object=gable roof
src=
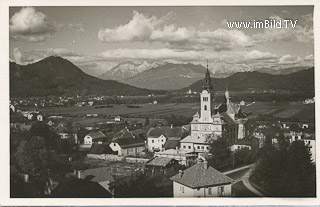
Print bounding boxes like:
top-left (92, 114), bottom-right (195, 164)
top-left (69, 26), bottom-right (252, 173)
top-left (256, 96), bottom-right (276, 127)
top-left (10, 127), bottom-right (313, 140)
top-left (87, 131), bottom-right (106, 140)
top-left (113, 127), bottom-right (135, 141)
top-left (170, 162), bottom-right (233, 188)
top-left (146, 157), bottom-right (176, 167)
top-left (180, 135), bottom-right (207, 144)
top-left (220, 112), bottom-right (238, 124)
top-left (81, 167), bottom-right (115, 183)
top-left (164, 138), bottom-right (181, 150)
top-left (115, 138), bottom-right (145, 149)
top-left (88, 143), bottom-right (114, 155)
top-left (51, 177), bottom-right (112, 198)
top-left (147, 126), bottom-right (184, 139)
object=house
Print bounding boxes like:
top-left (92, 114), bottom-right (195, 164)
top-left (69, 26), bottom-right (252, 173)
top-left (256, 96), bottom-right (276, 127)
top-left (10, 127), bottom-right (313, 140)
top-left (88, 143), bottom-right (115, 155)
top-left (115, 116), bottom-right (121, 122)
top-left (112, 127), bottom-right (135, 141)
top-left (54, 124), bottom-right (70, 139)
top-left (37, 114), bottom-right (43, 122)
top-left (78, 167), bottom-right (115, 196)
top-left (51, 177), bottom-right (112, 198)
top-left (147, 126), bottom-right (186, 152)
top-left (240, 100), bottom-right (245, 106)
top-left (286, 131), bottom-right (316, 162)
top-left (230, 138), bottom-right (252, 152)
top-left (145, 157), bottom-right (180, 177)
top-left (84, 131), bottom-right (106, 145)
top-left (109, 138), bottom-right (145, 156)
top-left (170, 160), bottom-right (233, 197)
top-left (154, 149), bottom-right (197, 166)
top-left (180, 135), bottom-right (210, 153)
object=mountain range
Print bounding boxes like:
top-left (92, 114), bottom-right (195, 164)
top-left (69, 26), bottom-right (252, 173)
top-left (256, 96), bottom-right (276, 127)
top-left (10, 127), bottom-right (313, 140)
top-left (183, 68), bottom-right (314, 92)
top-left (10, 56), bottom-right (314, 97)
top-left (99, 60), bottom-right (312, 90)
top-left (10, 56), bottom-right (162, 98)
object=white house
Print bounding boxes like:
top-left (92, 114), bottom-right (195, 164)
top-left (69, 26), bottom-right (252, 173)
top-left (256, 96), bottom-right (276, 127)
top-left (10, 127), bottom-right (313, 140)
top-left (37, 114), bottom-right (43, 122)
top-left (84, 131), bottom-right (106, 145)
top-left (109, 138), bottom-right (145, 156)
top-left (170, 160), bottom-right (233, 197)
top-left (147, 126), bottom-right (185, 152)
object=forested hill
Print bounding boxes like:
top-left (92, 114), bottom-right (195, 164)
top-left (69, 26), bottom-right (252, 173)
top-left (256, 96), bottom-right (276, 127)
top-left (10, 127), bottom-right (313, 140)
top-left (182, 68), bottom-right (314, 92)
top-left (10, 56), bottom-right (164, 97)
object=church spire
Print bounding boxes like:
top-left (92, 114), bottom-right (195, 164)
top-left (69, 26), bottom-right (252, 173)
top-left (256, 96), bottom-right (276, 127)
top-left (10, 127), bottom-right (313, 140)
top-left (202, 60), bottom-right (213, 93)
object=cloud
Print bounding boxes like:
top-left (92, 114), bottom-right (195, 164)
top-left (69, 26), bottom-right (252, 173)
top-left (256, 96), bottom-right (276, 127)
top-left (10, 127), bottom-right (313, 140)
top-left (253, 13), bottom-right (313, 43)
top-left (65, 23), bottom-right (85, 32)
top-left (279, 55), bottom-right (302, 65)
top-left (10, 7), bottom-right (56, 42)
top-left (282, 10), bottom-right (290, 14)
top-left (98, 10), bottom-right (254, 51)
top-left (304, 54), bottom-right (314, 61)
top-left (244, 50), bottom-right (277, 60)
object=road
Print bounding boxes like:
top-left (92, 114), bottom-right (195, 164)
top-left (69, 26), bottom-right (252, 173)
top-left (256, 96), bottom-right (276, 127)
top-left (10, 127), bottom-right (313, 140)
top-left (223, 165), bottom-right (260, 197)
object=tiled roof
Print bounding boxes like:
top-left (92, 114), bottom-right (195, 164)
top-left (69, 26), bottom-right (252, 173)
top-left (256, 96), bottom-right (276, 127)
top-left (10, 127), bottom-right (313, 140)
top-left (147, 126), bottom-right (184, 139)
top-left (220, 112), bottom-right (237, 124)
top-left (164, 139), bottom-right (180, 150)
top-left (146, 157), bottom-right (175, 167)
top-left (81, 167), bottom-right (115, 183)
top-left (115, 138), bottom-right (145, 149)
top-left (87, 131), bottom-right (106, 140)
top-left (113, 127), bottom-right (135, 140)
top-left (170, 162), bottom-right (233, 188)
top-left (52, 177), bottom-right (112, 198)
top-left (88, 143), bottom-right (114, 155)
top-left (180, 135), bottom-right (207, 144)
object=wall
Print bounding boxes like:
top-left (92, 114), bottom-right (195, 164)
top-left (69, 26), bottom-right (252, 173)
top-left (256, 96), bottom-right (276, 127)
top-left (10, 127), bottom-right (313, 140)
top-left (87, 154), bottom-right (124, 161)
top-left (147, 135), bottom-right (166, 151)
top-left (173, 182), bottom-right (194, 197)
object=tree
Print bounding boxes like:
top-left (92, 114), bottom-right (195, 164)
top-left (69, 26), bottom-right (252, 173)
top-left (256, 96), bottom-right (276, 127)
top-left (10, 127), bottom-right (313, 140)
top-left (15, 136), bottom-right (70, 195)
top-left (250, 140), bottom-right (315, 197)
top-left (206, 135), bottom-right (231, 170)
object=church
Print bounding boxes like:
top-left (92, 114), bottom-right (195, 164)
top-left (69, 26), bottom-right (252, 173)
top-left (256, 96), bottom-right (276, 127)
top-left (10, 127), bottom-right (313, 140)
top-left (180, 64), bottom-right (247, 153)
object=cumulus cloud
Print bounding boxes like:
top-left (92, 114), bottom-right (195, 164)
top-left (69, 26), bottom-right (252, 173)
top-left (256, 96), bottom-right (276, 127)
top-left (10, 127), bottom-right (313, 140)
top-left (10, 7), bottom-right (56, 42)
top-left (98, 10), bottom-right (253, 51)
top-left (253, 13), bottom-right (313, 43)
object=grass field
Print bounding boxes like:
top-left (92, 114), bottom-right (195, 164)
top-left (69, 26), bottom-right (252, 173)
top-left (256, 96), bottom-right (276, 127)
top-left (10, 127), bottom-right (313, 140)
top-left (34, 101), bottom-right (314, 122)
top-left (242, 102), bottom-right (315, 121)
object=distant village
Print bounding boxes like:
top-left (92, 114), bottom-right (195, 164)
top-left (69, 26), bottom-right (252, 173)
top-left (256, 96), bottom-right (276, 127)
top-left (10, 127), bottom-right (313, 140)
top-left (10, 67), bottom-right (316, 198)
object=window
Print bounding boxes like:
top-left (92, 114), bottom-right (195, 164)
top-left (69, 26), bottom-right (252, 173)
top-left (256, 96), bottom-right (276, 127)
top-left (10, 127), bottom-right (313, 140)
top-left (204, 105), bottom-right (207, 110)
top-left (201, 146), bottom-right (204, 150)
top-left (208, 188), bottom-right (212, 195)
top-left (197, 146), bottom-right (200, 149)
top-left (183, 145), bottom-right (186, 148)
top-left (188, 146), bottom-right (191, 149)
top-left (114, 143), bottom-right (116, 146)
top-left (180, 186), bottom-right (184, 193)
top-left (218, 186), bottom-right (224, 196)
top-left (152, 140), bottom-right (154, 143)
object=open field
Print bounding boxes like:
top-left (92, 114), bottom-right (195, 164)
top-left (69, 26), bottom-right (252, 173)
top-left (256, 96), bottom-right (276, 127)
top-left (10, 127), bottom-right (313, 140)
top-left (33, 101), bottom-right (315, 122)
top-left (242, 102), bottom-right (315, 121)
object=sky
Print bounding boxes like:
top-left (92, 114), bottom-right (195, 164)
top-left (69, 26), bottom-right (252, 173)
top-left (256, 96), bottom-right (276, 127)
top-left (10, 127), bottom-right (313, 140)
top-left (9, 6), bottom-right (314, 76)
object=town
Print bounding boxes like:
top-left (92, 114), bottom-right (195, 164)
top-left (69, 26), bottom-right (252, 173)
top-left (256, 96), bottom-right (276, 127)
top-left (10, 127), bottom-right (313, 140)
top-left (10, 66), bottom-right (316, 198)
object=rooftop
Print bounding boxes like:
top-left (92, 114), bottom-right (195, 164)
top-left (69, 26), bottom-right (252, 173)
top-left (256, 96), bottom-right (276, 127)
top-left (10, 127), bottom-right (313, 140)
top-left (170, 162), bottom-right (233, 188)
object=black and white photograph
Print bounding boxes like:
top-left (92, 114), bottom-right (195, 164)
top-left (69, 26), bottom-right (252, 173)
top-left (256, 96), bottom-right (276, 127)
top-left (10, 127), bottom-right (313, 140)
top-left (2, 0), bottom-right (319, 205)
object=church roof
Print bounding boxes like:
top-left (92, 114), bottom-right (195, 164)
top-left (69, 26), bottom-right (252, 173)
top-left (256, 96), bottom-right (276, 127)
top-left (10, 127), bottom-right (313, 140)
top-left (180, 135), bottom-right (207, 144)
top-left (170, 162), bottom-right (233, 188)
top-left (220, 112), bottom-right (238, 124)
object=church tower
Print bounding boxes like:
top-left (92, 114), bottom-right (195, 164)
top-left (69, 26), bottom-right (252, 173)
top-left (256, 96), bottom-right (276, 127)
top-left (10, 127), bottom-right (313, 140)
top-left (200, 61), bottom-right (213, 122)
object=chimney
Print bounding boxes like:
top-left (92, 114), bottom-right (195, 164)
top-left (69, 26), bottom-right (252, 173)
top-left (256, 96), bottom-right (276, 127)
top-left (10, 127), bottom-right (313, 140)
top-left (204, 160), bottom-right (208, 169)
top-left (178, 170), bottom-right (183, 178)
